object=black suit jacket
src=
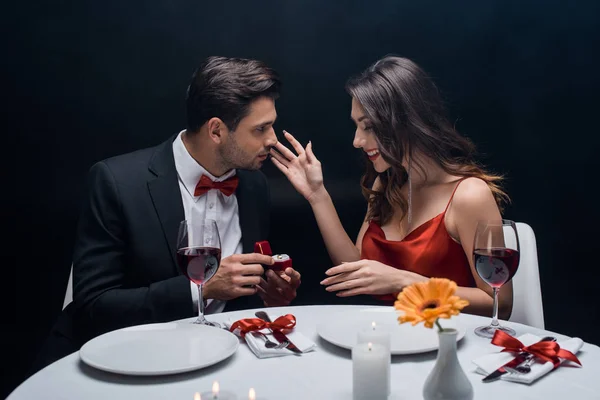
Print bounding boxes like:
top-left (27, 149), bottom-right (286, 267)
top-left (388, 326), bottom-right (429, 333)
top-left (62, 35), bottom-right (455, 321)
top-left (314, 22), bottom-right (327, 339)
top-left (72, 136), bottom-right (270, 341)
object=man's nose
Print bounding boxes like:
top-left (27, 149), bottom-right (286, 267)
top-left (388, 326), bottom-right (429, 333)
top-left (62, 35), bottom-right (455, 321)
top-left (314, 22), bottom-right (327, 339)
top-left (265, 127), bottom-right (278, 147)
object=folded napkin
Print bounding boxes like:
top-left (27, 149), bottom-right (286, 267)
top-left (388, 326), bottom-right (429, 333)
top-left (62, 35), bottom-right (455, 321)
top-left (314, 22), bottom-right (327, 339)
top-left (225, 314), bottom-right (316, 359)
top-left (472, 333), bottom-right (584, 384)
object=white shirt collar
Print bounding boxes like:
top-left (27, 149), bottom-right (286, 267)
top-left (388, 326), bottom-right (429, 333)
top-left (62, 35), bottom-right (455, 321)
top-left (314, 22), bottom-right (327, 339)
top-left (172, 130), bottom-right (237, 198)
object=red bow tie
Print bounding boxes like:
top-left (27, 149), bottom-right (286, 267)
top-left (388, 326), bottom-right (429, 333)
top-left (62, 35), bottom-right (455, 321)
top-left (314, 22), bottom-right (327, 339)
top-left (194, 174), bottom-right (239, 197)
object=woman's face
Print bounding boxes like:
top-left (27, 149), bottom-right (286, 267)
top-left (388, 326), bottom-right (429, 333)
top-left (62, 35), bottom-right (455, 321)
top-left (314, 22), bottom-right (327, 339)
top-left (351, 98), bottom-right (391, 173)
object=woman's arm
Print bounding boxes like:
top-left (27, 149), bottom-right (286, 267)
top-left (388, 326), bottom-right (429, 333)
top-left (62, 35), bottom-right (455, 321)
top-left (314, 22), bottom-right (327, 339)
top-left (446, 177), bottom-right (513, 320)
top-left (309, 175), bottom-right (382, 264)
top-left (306, 188), bottom-right (362, 264)
top-left (270, 131), bottom-right (365, 265)
top-left (322, 253), bottom-right (510, 321)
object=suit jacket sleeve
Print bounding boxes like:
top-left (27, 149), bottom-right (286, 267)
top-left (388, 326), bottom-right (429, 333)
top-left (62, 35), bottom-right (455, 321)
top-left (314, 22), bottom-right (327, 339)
top-left (72, 161), bottom-right (193, 339)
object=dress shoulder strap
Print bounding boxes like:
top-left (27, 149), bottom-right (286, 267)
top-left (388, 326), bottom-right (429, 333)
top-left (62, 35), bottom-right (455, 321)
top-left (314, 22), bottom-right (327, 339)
top-left (444, 178), bottom-right (467, 213)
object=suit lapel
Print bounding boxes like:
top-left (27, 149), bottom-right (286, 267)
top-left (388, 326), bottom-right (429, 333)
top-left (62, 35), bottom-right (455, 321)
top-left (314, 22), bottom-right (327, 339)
top-left (144, 139), bottom-right (264, 311)
top-left (147, 137), bottom-right (184, 275)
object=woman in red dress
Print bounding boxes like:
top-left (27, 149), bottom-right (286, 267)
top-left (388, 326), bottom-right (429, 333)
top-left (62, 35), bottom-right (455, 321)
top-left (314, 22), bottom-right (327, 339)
top-left (270, 56), bottom-right (512, 319)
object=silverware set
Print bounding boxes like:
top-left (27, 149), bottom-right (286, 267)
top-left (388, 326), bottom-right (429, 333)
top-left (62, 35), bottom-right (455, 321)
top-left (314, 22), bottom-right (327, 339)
top-left (505, 337), bottom-right (556, 375)
top-left (254, 311), bottom-right (297, 351)
top-left (482, 336), bottom-right (556, 382)
top-left (222, 312), bottom-right (295, 351)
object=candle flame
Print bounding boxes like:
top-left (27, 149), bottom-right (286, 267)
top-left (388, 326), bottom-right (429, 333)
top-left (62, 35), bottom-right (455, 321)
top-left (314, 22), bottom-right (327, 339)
top-left (371, 321), bottom-right (376, 330)
top-left (249, 388), bottom-right (256, 400)
top-left (194, 393), bottom-right (201, 400)
top-left (368, 342), bottom-right (373, 351)
top-left (212, 381), bottom-right (219, 395)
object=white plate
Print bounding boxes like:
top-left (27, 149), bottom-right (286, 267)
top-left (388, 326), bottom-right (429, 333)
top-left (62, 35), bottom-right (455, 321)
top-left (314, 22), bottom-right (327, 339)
top-left (79, 322), bottom-right (239, 375)
top-left (317, 308), bottom-right (466, 355)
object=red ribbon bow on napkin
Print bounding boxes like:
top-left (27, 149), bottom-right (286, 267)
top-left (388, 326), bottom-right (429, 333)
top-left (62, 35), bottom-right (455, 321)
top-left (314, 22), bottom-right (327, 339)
top-left (229, 314), bottom-right (296, 337)
top-left (491, 330), bottom-right (581, 368)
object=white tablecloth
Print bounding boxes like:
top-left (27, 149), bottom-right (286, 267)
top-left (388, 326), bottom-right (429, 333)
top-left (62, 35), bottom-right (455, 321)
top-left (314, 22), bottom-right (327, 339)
top-left (8, 305), bottom-right (600, 399)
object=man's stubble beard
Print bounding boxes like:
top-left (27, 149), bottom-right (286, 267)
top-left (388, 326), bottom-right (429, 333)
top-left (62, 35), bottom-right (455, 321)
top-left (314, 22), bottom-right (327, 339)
top-left (218, 137), bottom-right (258, 172)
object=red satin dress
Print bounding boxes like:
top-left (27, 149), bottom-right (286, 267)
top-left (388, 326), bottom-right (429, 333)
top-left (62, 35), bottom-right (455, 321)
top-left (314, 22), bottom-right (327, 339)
top-left (361, 179), bottom-right (476, 303)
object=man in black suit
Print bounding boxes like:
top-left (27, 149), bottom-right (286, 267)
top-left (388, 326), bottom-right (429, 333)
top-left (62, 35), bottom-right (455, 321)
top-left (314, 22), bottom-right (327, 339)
top-left (72, 56), bottom-right (302, 342)
top-left (31, 56), bottom-right (301, 371)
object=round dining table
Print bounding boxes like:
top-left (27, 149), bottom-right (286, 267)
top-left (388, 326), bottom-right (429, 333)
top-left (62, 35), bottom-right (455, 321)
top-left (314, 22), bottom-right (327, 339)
top-left (8, 305), bottom-right (600, 399)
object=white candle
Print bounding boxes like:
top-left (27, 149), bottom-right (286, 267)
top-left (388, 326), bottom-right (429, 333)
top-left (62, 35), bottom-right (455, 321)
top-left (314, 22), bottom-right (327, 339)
top-left (199, 381), bottom-right (238, 400)
top-left (357, 322), bottom-right (391, 395)
top-left (352, 342), bottom-right (389, 400)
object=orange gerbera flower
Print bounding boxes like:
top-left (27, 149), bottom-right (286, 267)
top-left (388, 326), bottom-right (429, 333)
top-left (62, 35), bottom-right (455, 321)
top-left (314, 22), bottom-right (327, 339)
top-left (394, 278), bottom-right (469, 329)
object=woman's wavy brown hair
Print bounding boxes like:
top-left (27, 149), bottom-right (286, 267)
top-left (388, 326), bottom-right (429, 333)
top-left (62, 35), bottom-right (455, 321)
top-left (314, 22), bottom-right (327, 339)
top-left (345, 56), bottom-right (508, 226)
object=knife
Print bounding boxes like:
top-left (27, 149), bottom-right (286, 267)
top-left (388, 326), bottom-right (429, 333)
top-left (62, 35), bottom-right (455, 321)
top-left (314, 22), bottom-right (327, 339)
top-left (482, 336), bottom-right (555, 382)
top-left (255, 311), bottom-right (303, 354)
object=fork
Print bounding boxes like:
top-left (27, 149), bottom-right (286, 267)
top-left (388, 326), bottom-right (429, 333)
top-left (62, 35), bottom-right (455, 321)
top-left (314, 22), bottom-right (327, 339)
top-left (255, 332), bottom-right (289, 349)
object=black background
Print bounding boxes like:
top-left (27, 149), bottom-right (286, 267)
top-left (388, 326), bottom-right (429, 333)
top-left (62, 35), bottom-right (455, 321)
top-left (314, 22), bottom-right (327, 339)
top-left (3, 0), bottom-right (600, 396)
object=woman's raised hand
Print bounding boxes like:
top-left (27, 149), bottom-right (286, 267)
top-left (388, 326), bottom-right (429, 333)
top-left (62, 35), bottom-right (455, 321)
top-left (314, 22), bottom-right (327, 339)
top-left (270, 130), bottom-right (325, 203)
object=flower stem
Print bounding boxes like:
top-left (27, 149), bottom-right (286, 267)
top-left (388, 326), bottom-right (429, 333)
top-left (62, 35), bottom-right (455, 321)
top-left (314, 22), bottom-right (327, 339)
top-left (435, 319), bottom-right (444, 332)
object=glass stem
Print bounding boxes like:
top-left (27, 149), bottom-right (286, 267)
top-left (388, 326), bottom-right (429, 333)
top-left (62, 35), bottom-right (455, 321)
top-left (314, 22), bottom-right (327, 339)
top-left (197, 283), bottom-right (206, 322)
top-left (491, 287), bottom-right (500, 327)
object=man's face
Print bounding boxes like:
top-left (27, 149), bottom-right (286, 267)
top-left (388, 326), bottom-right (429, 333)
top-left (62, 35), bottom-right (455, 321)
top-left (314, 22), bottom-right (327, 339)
top-left (219, 97), bottom-right (278, 171)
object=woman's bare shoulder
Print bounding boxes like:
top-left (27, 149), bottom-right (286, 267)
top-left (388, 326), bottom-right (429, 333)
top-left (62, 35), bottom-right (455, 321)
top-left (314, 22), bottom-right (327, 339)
top-left (454, 177), bottom-right (495, 204)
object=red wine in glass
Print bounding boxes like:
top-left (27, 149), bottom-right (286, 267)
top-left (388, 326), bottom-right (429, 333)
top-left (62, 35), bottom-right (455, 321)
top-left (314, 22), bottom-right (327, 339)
top-left (474, 248), bottom-right (520, 288)
top-left (176, 246), bottom-right (221, 285)
top-left (177, 219), bottom-right (221, 326)
top-left (473, 219), bottom-right (520, 338)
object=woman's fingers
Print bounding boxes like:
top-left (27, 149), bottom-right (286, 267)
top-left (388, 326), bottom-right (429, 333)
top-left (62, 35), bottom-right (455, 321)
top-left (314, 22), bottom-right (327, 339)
top-left (273, 140), bottom-right (297, 161)
top-left (283, 130), bottom-right (306, 156)
top-left (305, 141), bottom-right (318, 164)
top-left (270, 149), bottom-right (291, 168)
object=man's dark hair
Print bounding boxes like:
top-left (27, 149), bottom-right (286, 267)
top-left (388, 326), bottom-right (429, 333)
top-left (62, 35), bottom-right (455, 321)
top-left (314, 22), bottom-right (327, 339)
top-left (186, 56), bottom-right (281, 132)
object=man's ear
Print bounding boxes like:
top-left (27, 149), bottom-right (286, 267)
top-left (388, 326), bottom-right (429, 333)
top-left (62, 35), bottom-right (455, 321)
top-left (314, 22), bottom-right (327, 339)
top-left (206, 117), bottom-right (228, 144)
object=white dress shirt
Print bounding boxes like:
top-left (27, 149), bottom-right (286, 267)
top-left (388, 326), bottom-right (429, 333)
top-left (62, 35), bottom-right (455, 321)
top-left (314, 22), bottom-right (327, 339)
top-left (172, 131), bottom-right (243, 314)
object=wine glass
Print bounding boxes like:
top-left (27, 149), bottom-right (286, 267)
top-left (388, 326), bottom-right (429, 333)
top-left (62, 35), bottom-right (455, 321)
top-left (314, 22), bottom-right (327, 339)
top-left (473, 219), bottom-right (520, 338)
top-left (176, 219), bottom-right (221, 327)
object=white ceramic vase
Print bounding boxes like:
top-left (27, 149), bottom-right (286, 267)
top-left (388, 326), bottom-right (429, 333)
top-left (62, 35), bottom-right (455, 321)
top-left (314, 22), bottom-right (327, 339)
top-left (422, 328), bottom-right (473, 400)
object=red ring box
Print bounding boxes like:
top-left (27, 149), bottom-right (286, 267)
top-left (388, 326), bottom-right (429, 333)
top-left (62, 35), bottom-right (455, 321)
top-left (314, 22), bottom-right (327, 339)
top-left (254, 241), bottom-right (292, 272)
top-left (254, 241), bottom-right (272, 256)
